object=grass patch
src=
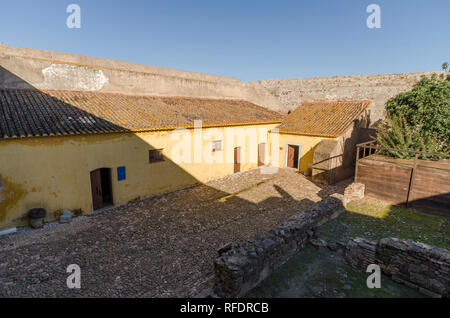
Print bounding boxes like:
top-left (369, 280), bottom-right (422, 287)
top-left (320, 197), bottom-right (450, 249)
top-left (247, 246), bottom-right (423, 298)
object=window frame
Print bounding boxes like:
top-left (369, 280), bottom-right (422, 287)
top-left (212, 140), bottom-right (223, 153)
top-left (149, 149), bottom-right (164, 163)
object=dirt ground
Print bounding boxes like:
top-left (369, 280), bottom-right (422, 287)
top-left (0, 168), bottom-right (349, 298)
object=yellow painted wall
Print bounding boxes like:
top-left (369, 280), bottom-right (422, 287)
top-left (0, 123), bottom-right (277, 230)
top-left (268, 131), bottom-right (337, 172)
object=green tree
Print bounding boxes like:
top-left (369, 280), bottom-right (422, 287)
top-left (381, 74), bottom-right (450, 157)
top-left (442, 62), bottom-right (449, 72)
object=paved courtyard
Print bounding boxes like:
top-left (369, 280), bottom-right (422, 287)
top-left (0, 168), bottom-right (349, 297)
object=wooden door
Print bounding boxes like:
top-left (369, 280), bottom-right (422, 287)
top-left (258, 143), bottom-right (266, 166)
top-left (287, 145), bottom-right (296, 168)
top-left (90, 169), bottom-right (103, 210)
top-left (234, 147), bottom-right (241, 173)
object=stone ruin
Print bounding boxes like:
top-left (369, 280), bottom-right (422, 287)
top-left (346, 237), bottom-right (450, 298)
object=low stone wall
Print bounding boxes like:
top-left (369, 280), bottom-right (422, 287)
top-left (346, 237), bottom-right (450, 298)
top-left (213, 194), bottom-right (345, 297)
top-left (346, 238), bottom-right (379, 270)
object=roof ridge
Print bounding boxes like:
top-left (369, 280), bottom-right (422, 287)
top-left (0, 87), bottom-right (251, 102)
top-left (0, 88), bottom-right (285, 116)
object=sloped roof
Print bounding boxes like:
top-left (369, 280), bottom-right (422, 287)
top-left (277, 101), bottom-right (371, 137)
top-left (0, 89), bottom-right (283, 139)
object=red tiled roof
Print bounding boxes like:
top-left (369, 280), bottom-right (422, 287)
top-left (0, 89), bottom-right (283, 139)
top-left (277, 100), bottom-right (371, 137)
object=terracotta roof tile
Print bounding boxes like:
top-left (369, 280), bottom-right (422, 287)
top-left (0, 89), bottom-right (283, 139)
top-left (277, 100), bottom-right (371, 137)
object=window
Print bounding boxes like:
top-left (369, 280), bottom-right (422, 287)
top-left (149, 149), bottom-right (164, 163)
top-left (212, 140), bottom-right (222, 152)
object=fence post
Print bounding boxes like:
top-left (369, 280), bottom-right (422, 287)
top-left (405, 153), bottom-right (419, 207)
top-left (355, 146), bottom-right (360, 183)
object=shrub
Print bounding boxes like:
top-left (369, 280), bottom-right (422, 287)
top-left (379, 73), bottom-right (450, 158)
top-left (376, 115), bottom-right (441, 159)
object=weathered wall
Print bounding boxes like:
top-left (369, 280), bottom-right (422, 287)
top-left (346, 237), bottom-right (450, 298)
top-left (214, 194), bottom-right (345, 298)
top-left (0, 44), bottom-right (283, 111)
top-left (0, 123), bottom-right (277, 230)
top-left (312, 112), bottom-right (372, 184)
top-left (255, 72), bottom-right (446, 124)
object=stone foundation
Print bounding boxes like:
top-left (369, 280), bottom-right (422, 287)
top-left (213, 194), bottom-right (345, 297)
top-left (346, 237), bottom-right (450, 298)
top-left (343, 183), bottom-right (365, 206)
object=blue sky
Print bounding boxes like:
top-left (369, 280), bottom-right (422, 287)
top-left (1, 0), bottom-right (449, 82)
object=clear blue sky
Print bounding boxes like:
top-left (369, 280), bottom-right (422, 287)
top-left (1, 0), bottom-right (449, 82)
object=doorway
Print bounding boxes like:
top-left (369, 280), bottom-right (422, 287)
top-left (234, 147), bottom-right (241, 173)
top-left (90, 168), bottom-right (113, 211)
top-left (258, 143), bottom-right (266, 167)
top-left (286, 144), bottom-right (301, 169)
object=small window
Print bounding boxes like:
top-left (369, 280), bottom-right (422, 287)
top-left (212, 140), bottom-right (222, 152)
top-left (149, 149), bottom-right (164, 163)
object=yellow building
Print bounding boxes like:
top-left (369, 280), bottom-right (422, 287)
top-left (0, 89), bottom-right (282, 229)
top-left (269, 101), bottom-right (371, 183)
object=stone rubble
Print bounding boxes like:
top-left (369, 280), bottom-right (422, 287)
top-left (343, 182), bottom-right (365, 206)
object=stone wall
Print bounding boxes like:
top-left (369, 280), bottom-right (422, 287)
top-left (255, 72), bottom-right (446, 124)
top-left (346, 237), bottom-right (450, 298)
top-left (213, 194), bottom-right (345, 297)
top-left (0, 44), bottom-right (283, 111)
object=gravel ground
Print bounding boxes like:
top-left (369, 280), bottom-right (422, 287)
top-left (0, 168), bottom-right (349, 298)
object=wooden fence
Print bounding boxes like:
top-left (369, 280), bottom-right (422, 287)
top-left (355, 141), bottom-right (450, 216)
